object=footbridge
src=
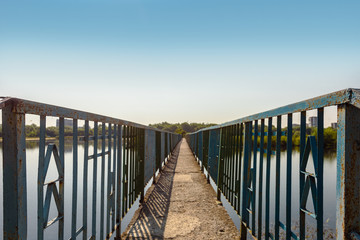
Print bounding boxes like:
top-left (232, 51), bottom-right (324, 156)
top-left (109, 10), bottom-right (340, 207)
top-left (1, 88), bottom-right (360, 239)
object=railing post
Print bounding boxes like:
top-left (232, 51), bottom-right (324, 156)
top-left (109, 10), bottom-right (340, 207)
top-left (336, 103), bottom-right (360, 239)
top-left (140, 129), bottom-right (145, 204)
top-left (199, 131), bottom-right (204, 171)
top-left (217, 128), bottom-right (223, 201)
top-left (2, 103), bottom-right (27, 239)
top-left (115, 125), bottom-right (122, 240)
top-left (240, 122), bottom-right (252, 240)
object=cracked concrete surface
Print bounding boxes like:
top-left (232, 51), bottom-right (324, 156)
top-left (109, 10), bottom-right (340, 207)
top-left (122, 139), bottom-right (239, 239)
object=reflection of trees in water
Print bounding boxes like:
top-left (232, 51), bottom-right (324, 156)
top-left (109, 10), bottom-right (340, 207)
top-left (21, 139), bottom-right (117, 153)
top-left (23, 139), bottom-right (76, 153)
top-left (324, 149), bottom-right (336, 160)
top-left (2, 140), bottom-right (337, 162)
top-left (290, 147), bottom-right (336, 163)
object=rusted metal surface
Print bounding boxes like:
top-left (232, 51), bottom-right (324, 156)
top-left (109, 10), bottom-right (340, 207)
top-left (350, 89), bottom-right (360, 108)
top-left (1, 97), bottom-right (181, 240)
top-left (336, 104), bottom-right (360, 239)
top-left (193, 88), bottom-right (355, 133)
top-left (2, 103), bottom-right (27, 240)
top-left (187, 88), bottom-right (360, 240)
top-left (0, 97), bottom-right (174, 134)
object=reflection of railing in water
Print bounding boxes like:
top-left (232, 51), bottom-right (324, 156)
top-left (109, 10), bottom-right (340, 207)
top-left (187, 88), bottom-right (360, 240)
top-left (0, 97), bottom-right (181, 240)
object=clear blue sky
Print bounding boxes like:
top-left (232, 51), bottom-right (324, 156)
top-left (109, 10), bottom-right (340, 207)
top-left (1, 1), bottom-right (359, 125)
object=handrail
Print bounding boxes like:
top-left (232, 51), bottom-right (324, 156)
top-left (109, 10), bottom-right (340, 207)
top-left (1, 97), bottom-right (182, 240)
top-left (0, 97), bottom-right (175, 134)
top-left (193, 88), bottom-right (360, 133)
top-left (187, 88), bottom-right (360, 240)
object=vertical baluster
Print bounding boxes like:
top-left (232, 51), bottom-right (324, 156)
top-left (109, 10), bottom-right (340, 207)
top-left (132, 127), bottom-right (136, 204)
top-left (129, 127), bottom-right (133, 206)
top-left (265, 117), bottom-right (272, 239)
top-left (275, 116), bottom-right (281, 240)
top-left (224, 127), bottom-right (229, 198)
top-left (317, 108), bottom-right (324, 240)
top-left (228, 127), bottom-right (232, 200)
top-left (91, 122), bottom-right (98, 239)
top-left (234, 124), bottom-right (240, 214)
top-left (299, 112), bottom-right (306, 240)
top-left (207, 130), bottom-right (213, 183)
top-left (227, 126), bottom-right (231, 199)
top-left (71, 119), bottom-right (78, 239)
top-left (237, 123), bottom-right (244, 216)
top-left (134, 127), bottom-right (138, 202)
top-left (140, 128), bottom-right (145, 204)
top-left (134, 128), bottom-right (138, 198)
top-left (83, 120), bottom-right (89, 240)
top-left (127, 126), bottom-right (131, 208)
top-left (230, 125), bottom-right (235, 206)
top-left (286, 114), bottom-right (292, 240)
top-left (240, 121), bottom-right (252, 239)
top-left (252, 120), bottom-right (258, 235)
top-left (59, 118), bottom-right (65, 240)
top-left (112, 124), bottom-right (117, 231)
top-left (115, 125), bottom-right (122, 239)
top-left (122, 125), bottom-right (127, 217)
top-left (106, 123), bottom-right (112, 237)
top-left (217, 128), bottom-right (224, 201)
top-left (258, 119), bottom-right (265, 239)
top-left (100, 123), bottom-right (106, 239)
top-left (38, 116), bottom-right (46, 240)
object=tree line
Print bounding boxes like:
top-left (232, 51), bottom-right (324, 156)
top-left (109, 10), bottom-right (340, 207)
top-left (0, 122), bottom-right (217, 138)
top-left (0, 124), bottom-right (95, 138)
top-left (0, 123), bottom-right (337, 149)
top-left (149, 122), bottom-right (217, 135)
top-left (258, 125), bottom-right (337, 150)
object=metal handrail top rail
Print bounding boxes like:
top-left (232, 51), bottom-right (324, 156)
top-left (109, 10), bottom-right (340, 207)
top-left (192, 88), bottom-right (360, 133)
top-left (0, 96), bottom-right (173, 133)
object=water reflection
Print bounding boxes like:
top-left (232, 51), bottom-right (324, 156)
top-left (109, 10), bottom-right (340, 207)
top-left (0, 142), bottom-right (337, 239)
top-left (211, 148), bottom-right (337, 239)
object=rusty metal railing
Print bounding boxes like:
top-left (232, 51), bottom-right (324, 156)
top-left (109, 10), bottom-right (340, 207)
top-left (0, 97), bottom-right (181, 240)
top-left (187, 88), bottom-right (360, 240)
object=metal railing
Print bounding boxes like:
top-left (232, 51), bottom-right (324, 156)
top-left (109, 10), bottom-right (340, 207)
top-left (0, 97), bottom-right (181, 240)
top-left (187, 88), bottom-right (360, 240)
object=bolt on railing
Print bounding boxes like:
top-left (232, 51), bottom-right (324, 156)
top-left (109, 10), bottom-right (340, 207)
top-left (187, 88), bottom-right (360, 240)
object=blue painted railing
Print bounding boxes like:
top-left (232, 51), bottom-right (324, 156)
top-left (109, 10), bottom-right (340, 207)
top-left (187, 88), bottom-right (360, 240)
top-left (0, 97), bottom-right (181, 240)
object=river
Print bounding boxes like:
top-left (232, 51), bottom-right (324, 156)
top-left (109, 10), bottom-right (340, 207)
top-left (0, 141), bottom-right (337, 239)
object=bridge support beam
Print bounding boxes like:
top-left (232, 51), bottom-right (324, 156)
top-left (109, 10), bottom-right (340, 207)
top-left (336, 103), bottom-right (360, 239)
top-left (2, 103), bottom-right (27, 240)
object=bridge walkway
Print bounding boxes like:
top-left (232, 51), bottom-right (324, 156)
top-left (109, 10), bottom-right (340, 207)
top-left (121, 138), bottom-right (239, 239)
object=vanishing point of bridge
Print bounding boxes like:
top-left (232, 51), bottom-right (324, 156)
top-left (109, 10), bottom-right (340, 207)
top-left (1, 88), bottom-right (360, 239)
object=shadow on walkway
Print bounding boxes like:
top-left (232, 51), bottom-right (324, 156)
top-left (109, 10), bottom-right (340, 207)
top-left (123, 143), bottom-right (180, 239)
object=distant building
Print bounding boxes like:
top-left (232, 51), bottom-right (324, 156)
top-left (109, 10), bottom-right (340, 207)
top-left (308, 116), bottom-right (318, 128)
top-left (56, 119), bottom-right (73, 127)
top-left (331, 122), bottom-right (338, 129)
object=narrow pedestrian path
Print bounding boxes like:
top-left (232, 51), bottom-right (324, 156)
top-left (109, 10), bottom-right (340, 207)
top-left (122, 139), bottom-right (239, 239)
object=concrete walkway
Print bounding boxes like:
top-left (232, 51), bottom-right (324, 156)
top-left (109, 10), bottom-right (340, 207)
top-left (122, 139), bottom-right (239, 239)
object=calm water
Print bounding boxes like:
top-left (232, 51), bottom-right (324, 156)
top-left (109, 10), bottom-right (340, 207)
top-left (203, 149), bottom-right (337, 239)
top-left (0, 141), bottom-right (337, 239)
top-left (0, 141), bottom-right (150, 240)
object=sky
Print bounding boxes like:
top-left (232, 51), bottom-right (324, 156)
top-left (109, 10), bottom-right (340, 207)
top-left (0, 0), bottom-right (359, 126)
